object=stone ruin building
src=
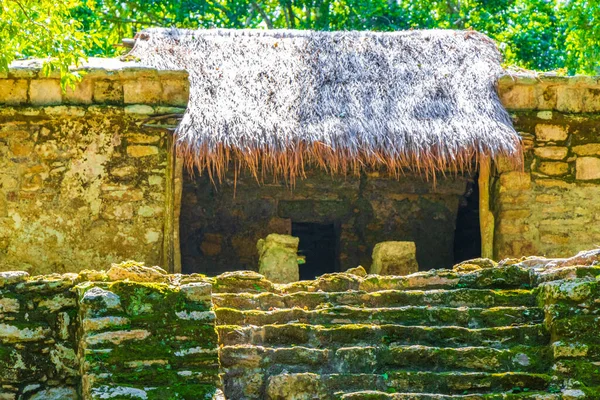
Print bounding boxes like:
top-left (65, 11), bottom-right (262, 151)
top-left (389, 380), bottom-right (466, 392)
top-left (0, 29), bottom-right (599, 399)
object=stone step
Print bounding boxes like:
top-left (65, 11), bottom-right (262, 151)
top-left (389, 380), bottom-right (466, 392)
top-left (215, 306), bottom-right (544, 328)
top-left (264, 372), bottom-right (552, 399)
top-left (212, 289), bottom-right (537, 312)
top-left (214, 266), bottom-right (533, 294)
top-left (217, 323), bottom-right (549, 349)
top-left (338, 391), bottom-right (560, 399)
top-left (219, 344), bottom-right (551, 374)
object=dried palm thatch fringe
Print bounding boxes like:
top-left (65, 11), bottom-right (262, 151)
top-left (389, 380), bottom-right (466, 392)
top-left (129, 28), bottom-right (521, 183)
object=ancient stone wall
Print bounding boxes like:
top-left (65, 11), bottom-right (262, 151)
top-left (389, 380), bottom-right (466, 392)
top-left (0, 60), bottom-right (187, 274)
top-left (492, 75), bottom-right (600, 259)
top-left (180, 170), bottom-right (470, 276)
top-left (495, 74), bottom-right (600, 259)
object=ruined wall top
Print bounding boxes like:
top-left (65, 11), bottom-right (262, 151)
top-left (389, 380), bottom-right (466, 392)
top-left (498, 73), bottom-right (600, 112)
top-left (0, 58), bottom-right (189, 107)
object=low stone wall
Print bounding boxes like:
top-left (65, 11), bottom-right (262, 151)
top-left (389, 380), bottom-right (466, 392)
top-left (0, 264), bottom-right (218, 400)
top-left (494, 74), bottom-right (600, 259)
top-left (0, 272), bottom-right (80, 399)
top-left (539, 277), bottom-right (600, 398)
top-left (0, 60), bottom-right (188, 273)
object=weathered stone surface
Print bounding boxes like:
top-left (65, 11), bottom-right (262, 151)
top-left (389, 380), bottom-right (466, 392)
top-left (573, 143), bottom-right (600, 156)
top-left (123, 79), bottom-right (162, 104)
top-left (499, 171), bottom-right (531, 192)
top-left (557, 86), bottom-right (584, 113)
top-left (537, 161), bottom-right (569, 176)
top-left (80, 287), bottom-right (122, 310)
top-left (576, 157), bottom-right (600, 180)
top-left (0, 271), bottom-right (29, 287)
top-left (0, 80), bottom-right (28, 105)
top-left (0, 298), bottom-right (19, 313)
top-left (64, 79), bottom-right (93, 104)
top-left (85, 329), bottom-right (151, 345)
top-left (534, 146), bottom-right (569, 160)
top-left (535, 124), bottom-right (568, 142)
top-left (107, 261), bottom-right (168, 283)
top-left (28, 387), bottom-right (78, 400)
top-left (82, 316), bottom-right (130, 331)
top-left (38, 294), bottom-right (76, 311)
top-left (370, 241), bottom-right (418, 276)
top-left (126, 145), bottom-right (159, 158)
top-left (257, 234), bottom-right (300, 284)
top-left (0, 323), bottom-right (48, 342)
top-left (30, 80), bottom-right (62, 106)
top-left (180, 282), bottom-right (212, 302)
top-left (498, 85), bottom-right (535, 110)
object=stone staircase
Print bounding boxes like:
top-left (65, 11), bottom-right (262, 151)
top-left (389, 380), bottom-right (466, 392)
top-left (212, 266), bottom-right (560, 399)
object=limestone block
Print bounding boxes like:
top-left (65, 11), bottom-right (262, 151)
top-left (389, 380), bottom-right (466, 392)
top-left (126, 133), bottom-right (160, 144)
top-left (30, 79), bottom-right (62, 106)
top-left (556, 86), bottom-right (584, 113)
top-left (93, 80), bottom-right (123, 103)
top-left (499, 171), bottom-right (531, 192)
top-left (0, 79), bottom-right (28, 105)
top-left (28, 387), bottom-right (77, 400)
top-left (110, 165), bottom-right (137, 178)
top-left (64, 78), bottom-right (93, 104)
top-left (533, 146), bottom-right (568, 160)
top-left (535, 85), bottom-right (557, 110)
top-left (0, 297), bottom-right (19, 313)
top-left (127, 145), bottom-right (159, 157)
top-left (84, 329), bottom-right (151, 345)
top-left (583, 88), bottom-right (600, 112)
top-left (536, 111), bottom-right (553, 120)
top-left (499, 85), bottom-right (535, 110)
top-left (80, 287), bottom-right (122, 310)
top-left (82, 316), bottom-right (130, 332)
top-left (576, 157), bottom-right (600, 180)
top-left (0, 323), bottom-right (49, 342)
top-left (257, 234), bottom-right (300, 283)
top-left (537, 161), bottom-right (569, 176)
top-left (161, 79), bottom-right (189, 106)
top-left (370, 241), bottom-right (418, 276)
top-left (180, 282), bottom-right (212, 302)
top-left (123, 79), bottom-right (161, 104)
top-left (107, 261), bottom-right (168, 283)
top-left (572, 143), bottom-right (600, 156)
top-left (534, 124), bottom-right (568, 142)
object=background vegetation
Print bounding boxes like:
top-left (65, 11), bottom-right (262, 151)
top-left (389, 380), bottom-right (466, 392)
top-left (1, 0), bottom-right (599, 83)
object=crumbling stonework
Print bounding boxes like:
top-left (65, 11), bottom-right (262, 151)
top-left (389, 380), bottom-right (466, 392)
top-left (495, 74), bottom-right (600, 260)
top-left (1, 251), bottom-right (600, 398)
top-left (0, 60), bottom-right (187, 274)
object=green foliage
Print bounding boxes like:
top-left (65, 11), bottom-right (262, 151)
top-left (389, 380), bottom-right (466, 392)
top-left (1, 0), bottom-right (599, 77)
top-left (0, 0), bottom-right (96, 86)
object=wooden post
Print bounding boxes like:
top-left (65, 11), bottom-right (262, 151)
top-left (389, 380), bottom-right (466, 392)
top-left (163, 137), bottom-right (183, 273)
top-left (479, 155), bottom-right (495, 259)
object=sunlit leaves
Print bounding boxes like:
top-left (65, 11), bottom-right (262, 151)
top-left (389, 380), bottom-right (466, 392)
top-left (0, 0), bottom-right (597, 78)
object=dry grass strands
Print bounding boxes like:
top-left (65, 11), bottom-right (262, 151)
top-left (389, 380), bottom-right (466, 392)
top-left (130, 28), bottom-right (521, 183)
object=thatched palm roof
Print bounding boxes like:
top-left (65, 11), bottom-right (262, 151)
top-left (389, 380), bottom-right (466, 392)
top-left (130, 28), bottom-right (520, 182)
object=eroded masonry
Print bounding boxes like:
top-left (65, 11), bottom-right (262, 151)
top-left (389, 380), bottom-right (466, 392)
top-left (1, 252), bottom-right (600, 399)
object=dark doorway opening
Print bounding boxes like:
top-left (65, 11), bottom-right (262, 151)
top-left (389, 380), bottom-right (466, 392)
top-left (292, 222), bottom-right (338, 280)
top-left (453, 175), bottom-right (482, 263)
